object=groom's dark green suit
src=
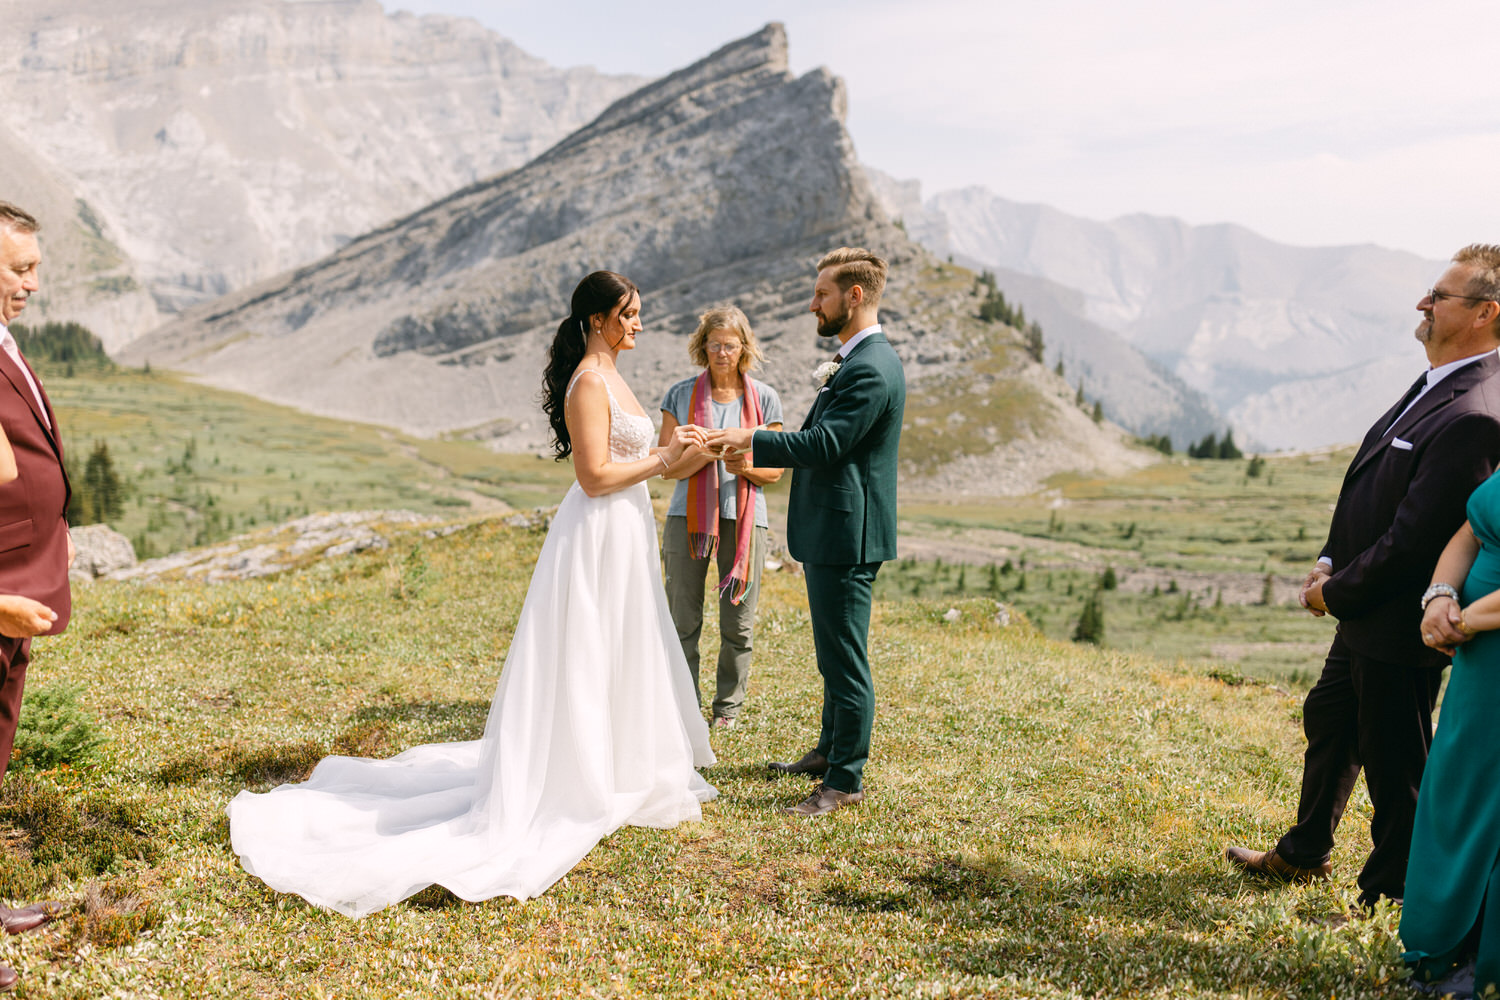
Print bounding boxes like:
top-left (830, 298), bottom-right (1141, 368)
top-left (751, 331), bottom-right (905, 793)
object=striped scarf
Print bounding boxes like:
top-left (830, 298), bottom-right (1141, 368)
top-left (685, 371), bottom-right (763, 605)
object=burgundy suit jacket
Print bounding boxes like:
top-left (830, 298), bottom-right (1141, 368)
top-left (1320, 352), bottom-right (1500, 668)
top-left (0, 335), bottom-right (71, 635)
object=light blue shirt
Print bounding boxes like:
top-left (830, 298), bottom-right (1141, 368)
top-left (660, 376), bottom-right (783, 526)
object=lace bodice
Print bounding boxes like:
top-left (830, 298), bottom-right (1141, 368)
top-left (567, 369), bottom-right (654, 463)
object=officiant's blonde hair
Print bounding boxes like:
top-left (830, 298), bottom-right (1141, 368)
top-left (688, 304), bottom-right (763, 374)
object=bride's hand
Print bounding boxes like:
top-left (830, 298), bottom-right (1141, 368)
top-left (662, 423), bottom-right (705, 464)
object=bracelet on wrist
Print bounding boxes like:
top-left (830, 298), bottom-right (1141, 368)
top-left (656, 453), bottom-right (670, 475)
top-left (1421, 582), bottom-right (1461, 610)
top-left (1459, 609), bottom-right (1478, 637)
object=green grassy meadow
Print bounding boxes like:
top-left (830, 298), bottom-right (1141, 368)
top-left (43, 365), bottom-right (576, 558)
top-left (5, 517), bottom-right (1408, 999)
top-left (0, 367), bottom-right (1417, 997)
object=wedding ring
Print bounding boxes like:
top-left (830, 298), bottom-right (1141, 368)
top-left (1425, 633), bottom-right (1434, 641)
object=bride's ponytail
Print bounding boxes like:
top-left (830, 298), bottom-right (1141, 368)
top-left (540, 270), bottom-right (639, 460)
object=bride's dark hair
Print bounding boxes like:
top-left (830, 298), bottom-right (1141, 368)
top-left (541, 270), bottom-right (640, 460)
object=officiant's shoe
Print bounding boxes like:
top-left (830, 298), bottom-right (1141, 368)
top-left (1224, 846), bottom-right (1331, 883)
top-left (0, 962), bottom-right (15, 992)
top-left (785, 783), bottom-right (863, 817)
top-left (0, 901), bottom-right (64, 936)
top-left (767, 751), bottom-right (827, 777)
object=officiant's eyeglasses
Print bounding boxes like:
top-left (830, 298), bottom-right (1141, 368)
top-left (705, 343), bottom-right (742, 354)
top-left (1427, 287), bottom-right (1494, 305)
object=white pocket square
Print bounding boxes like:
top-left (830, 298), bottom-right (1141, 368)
top-left (1392, 437), bottom-right (1414, 451)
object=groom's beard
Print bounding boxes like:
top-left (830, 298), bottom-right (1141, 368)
top-left (815, 302), bottom-right (850, 338)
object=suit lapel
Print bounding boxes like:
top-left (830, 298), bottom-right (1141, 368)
top-left (0, 347), bottom-right (60, 454)
top-left (801, 333), bottom-right (891, 430)
top-left (1346, 353), bottom-right (1498, 480)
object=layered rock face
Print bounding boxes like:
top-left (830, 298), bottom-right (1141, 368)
top-left (921, 186), bottom-right (1444, 450)
top-left (0, 0), bottom-right (641, 346)
top-left (121, 25), bottom-right (892, 441)
top-left (123, 24), bottom-right (1154, 493)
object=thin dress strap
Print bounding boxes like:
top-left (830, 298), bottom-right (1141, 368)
top-left (565, 367), bottom-right (611, 403)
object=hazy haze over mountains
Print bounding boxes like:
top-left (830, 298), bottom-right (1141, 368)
top-left (0, 0), bottom-right (642, 347)
top-left (901, 184), bottom-right (1446, 451)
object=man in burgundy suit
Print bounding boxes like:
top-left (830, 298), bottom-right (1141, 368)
top-left (0, 201), bottom-right (74, 990)
top-left (1226, 244), bottom-right (1500, 911)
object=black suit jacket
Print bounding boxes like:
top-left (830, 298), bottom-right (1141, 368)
top-left (0, 340), bottom-right (71, 634)
top-left (1321, 351), bottom-right (1500, 667)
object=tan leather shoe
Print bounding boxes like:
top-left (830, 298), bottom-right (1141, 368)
top-left (784, 783), bottom-right (864, 817)
top-left (1224, 845), bottom-right (1331, 883)
top-left (0, 962), bottom-right (16, 991)
top-left (767, 750), bottom-right (827, 776)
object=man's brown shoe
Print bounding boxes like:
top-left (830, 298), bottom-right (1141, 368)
top-left (0, 962), bottom-right (15, 992)
top-left (767, 750), bottom-right (827, 777)
top-left (1224, 846), bottom-right (1331, 883)
top-left (784, 783), bottom-right (864, 817)
top-left (0, 901), bottom-right (62, 936)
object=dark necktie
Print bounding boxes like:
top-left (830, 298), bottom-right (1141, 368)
top-left (1384, 370), bottom-right (1429, 434)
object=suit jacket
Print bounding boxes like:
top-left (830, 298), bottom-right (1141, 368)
top-left (1321, 351), bottom-right (1500, 668)
top-left (0, 337), bottom-right (71, 635)
top-left (751, 332), bottom-right (905, 565)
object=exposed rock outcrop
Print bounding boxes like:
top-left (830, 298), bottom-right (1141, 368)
top-left (1, 0), bottom-right (643, 347)
top-left (69, 524), bottom-right (137, 582)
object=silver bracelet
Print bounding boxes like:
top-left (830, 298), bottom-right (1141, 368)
top-left (1421, 582), bottom-right (1461, 610)
top-left (656, 453), bottom-right (670, 475)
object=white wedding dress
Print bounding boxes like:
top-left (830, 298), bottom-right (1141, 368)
top-left (228, 371), bottom-right (716, 917)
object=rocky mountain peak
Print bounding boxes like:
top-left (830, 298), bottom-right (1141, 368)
top-left (1, 0), bottom-right (643, 347)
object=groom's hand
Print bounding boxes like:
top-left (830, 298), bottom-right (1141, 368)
top-left (704, 426), bottom-right (755, 457)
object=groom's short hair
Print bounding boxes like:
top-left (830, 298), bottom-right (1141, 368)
top-left (817, 247), bottom-right (887, 308)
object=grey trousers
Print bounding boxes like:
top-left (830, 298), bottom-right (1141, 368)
top-left (661, 514), bottom-right (766, 720)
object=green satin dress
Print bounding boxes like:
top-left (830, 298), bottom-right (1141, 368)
top-left (1402, 471), bottom-right (1500, 992)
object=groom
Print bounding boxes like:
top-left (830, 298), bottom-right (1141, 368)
top-left (707, 247), bottom-right (905, 817)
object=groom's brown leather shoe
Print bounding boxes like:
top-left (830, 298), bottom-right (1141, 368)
top-left (1224, 846), bottom-right (1331, 883)
top-left (785, 783), bottom-right (864, 817)
top-left (767, 751), bottom-right (827, 776)
top-left (0, 901), bottom-right (63, 935)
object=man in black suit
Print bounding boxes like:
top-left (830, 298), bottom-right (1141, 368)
top-left (1227, 244), bottom-right (1500, 910)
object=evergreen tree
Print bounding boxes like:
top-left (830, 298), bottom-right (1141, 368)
top-left (1024, 322), bottom-right (1045, 364)
top-left (1074, 588), bottom-right (1105, 645)
top-left (1091, 400), bottom-right (1104, 424)
top-left (78, 440), bottom-right (124, 524)
top-left (1218, 429), bottom-right (1243, 460)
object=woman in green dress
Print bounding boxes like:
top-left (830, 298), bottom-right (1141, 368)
top-left (1408, 469), bottom-right (1500, 997)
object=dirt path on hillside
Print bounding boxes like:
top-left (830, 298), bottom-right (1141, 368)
top-left (386, 435), bottom-right (513, 514)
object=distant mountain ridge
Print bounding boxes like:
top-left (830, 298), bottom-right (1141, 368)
top-left (902, 185), bottom-right (1445, 450)
top-left (121, 23), bottom-right (1153, 494)
top-left (0, 0), bottom-right (643, 347)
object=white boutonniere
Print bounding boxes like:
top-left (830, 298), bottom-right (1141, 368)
top-left (813, 360), bottom-right (841, 386)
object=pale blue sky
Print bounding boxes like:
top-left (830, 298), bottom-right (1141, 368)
top-left (388, 0), bottom-right (1499, 260)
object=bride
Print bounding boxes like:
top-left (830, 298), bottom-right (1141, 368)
top-left (228, 271), bottom-right (717, 917)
